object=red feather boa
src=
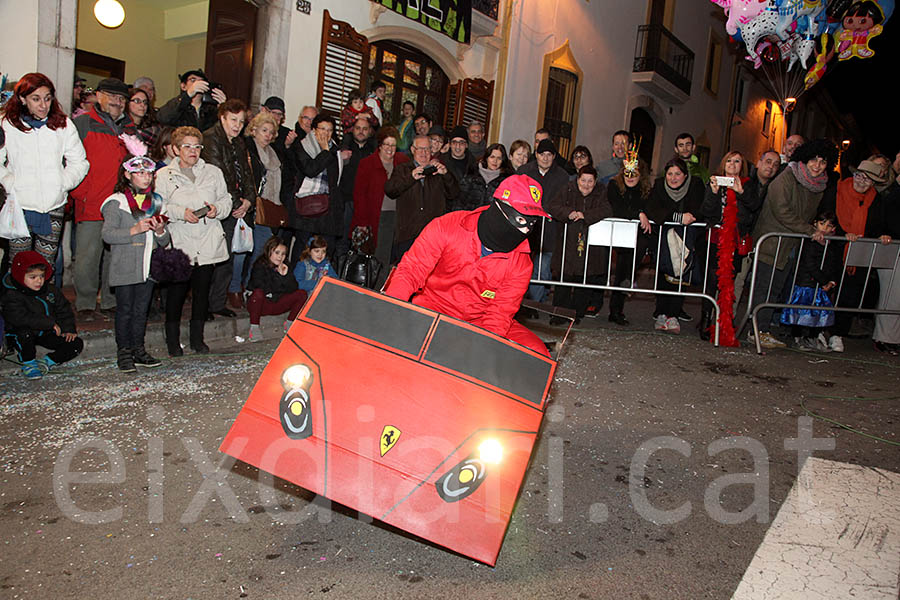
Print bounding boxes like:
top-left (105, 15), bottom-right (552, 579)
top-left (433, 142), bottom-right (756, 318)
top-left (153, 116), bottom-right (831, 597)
top-left (713, 187), bottom-right (739, 346)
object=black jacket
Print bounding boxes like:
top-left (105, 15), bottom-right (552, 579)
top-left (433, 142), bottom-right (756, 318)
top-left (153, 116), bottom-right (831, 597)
top-left (795, 238), bottom-right (842, 288)
top-left (202, 123), bottom-right (257, 238)
top-left (247, 261), bottom-right (299, 301)
top-left (608, 181), bottom-right (650, 220)
top-left (645, 176), bottom-right (705, 226)
top-left (156, 92), bottom-right (218, 132)
top-left (290, 142), bottom-right (344, 236)
top-left (454, 167), bottom-right (513, 212)
top-left (339, 136), bottom-right (377, 198)
top-left (1, 274), bottom-right (76, 334)
top-left (866, 181), bottom-right (900, 239)
top-left (516, 161), bottom-right (570, 252)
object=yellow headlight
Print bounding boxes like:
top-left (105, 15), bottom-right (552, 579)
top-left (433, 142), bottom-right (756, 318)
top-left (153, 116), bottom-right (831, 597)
top-left (282, 364), bottom-right (312, 389)
top-left (478, 439), bottom-right (503, 465)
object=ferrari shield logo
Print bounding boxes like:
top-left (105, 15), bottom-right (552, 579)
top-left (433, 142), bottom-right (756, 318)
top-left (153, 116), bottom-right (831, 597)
top-left (380, 425), bottom-right (401, 456)
top-left (480, 290), bottom-right (496, 299)
top-left (529, 185), bottom-right (542, 204)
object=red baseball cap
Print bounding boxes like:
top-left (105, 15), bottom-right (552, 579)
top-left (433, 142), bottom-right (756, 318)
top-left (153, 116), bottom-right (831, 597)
top-left (492, 174), bottom-right (549, 218)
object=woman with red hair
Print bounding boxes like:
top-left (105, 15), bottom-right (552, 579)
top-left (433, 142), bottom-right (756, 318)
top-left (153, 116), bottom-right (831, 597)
top-left (0, 72), bottom-right (88, 264)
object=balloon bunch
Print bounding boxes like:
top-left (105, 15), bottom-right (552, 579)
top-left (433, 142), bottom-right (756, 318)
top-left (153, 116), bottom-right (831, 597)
top-left (710, 0), bottom-right (893, 100)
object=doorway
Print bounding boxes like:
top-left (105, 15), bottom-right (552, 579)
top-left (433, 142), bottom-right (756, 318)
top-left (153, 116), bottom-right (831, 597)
top-left (629, 107), bottom-right (656, 168)
top-left (367, 40), bottom-right (449, 128)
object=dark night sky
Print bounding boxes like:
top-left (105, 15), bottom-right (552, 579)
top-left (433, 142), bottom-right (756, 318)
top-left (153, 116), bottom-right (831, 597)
top-left (822, 21), bottom-right (900, 157)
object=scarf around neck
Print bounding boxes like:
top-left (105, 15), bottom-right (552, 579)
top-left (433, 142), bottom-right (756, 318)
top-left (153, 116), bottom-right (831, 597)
top-left (664, 170), bottom-right (691, 203)
top-left (22, 114), bottom-right (48, 130)
top-left (479, 164), bottom-right (501, 184)
top-left (836, 176), bottom-right (876, 235)
top-left (788, 161), bottom-right (828, 193)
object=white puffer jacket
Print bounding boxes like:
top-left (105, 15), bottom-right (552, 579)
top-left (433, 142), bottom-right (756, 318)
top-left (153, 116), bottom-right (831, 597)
top-left (0, 117), bottom-right (89, 213)
top-left (156, 158), bottom-right (233, 266)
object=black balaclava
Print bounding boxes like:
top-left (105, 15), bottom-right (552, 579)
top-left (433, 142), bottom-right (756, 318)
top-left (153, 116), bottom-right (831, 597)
top-left (477, 202), bottom-right (535, 252)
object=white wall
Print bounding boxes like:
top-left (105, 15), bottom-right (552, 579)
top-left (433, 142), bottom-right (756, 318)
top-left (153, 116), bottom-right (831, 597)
top-left (0, 0), bottom-right (40, 81)
top-left (497, 0), bottom-right (740, 174)
top-left (499, 0), bottom-right (645, 155)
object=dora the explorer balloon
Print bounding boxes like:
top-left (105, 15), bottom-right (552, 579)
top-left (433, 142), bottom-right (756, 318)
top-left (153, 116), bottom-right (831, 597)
top-left (837, 1), bottom-right (885, 59)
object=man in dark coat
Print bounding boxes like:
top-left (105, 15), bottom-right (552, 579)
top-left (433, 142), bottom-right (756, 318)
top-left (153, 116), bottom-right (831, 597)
top-left (384, 134), bottom-right (459, 263)
top-left (441, 125), bottom-right (477, 184)
top-left (517, 138), bottom-right (570, 302)
top-left (337, 115), bottom-right (377, 255)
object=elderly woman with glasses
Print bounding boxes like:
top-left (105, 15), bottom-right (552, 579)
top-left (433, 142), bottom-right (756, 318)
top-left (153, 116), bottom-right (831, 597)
top-left (156, 126), bottom-right (232, 356)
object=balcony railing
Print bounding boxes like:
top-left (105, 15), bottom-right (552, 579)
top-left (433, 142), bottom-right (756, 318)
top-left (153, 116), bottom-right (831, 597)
top-left (633, 24), bottom-right (694, 96)
top-left (473, 0), bottom-right (499, 20)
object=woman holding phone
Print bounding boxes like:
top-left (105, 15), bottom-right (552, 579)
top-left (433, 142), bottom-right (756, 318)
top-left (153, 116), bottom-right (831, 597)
top-left (156, 126), bottom-right (232, 356)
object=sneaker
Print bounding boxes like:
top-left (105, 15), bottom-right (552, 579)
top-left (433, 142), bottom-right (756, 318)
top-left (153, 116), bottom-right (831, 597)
top-left (35, 355), bottom-right (56, 372)
top-left (654, 314), bottom-right (668, 331)
top-left (828, 335), bottom-right (844, 353)
top-left (21, 360), bottom-right (43, 380)
top-left (665, 316), bottom-right (681, 333)
top-left (249, 324), bottom-right (264, 343)
top-left (676, 310), bottom-right (693, 322)
top-left (815, 332), bottom-right (832, 352)
top-left (132, 347), bottom-right (162, 368)
top-left (751, 331), bottom-right (787, 349)
top-left (117, 348), bottom-right (136, 373)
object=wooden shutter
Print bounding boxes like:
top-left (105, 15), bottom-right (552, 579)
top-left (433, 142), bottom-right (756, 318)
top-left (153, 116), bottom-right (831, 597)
top-left (443, 82), bottom-right (460, 131)
top-left (443, 78), bottom-right (494, 131)
top-left (315, 10), bottom-right (369, 138)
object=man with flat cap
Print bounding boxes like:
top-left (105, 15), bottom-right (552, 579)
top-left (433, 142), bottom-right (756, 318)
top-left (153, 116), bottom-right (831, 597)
top-left (385, 174), bottom-right (552, 356)
top-left (71, 78), bottom-right (137, 317)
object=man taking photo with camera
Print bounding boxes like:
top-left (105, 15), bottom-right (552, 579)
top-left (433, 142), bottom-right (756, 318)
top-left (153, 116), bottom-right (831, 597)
top-left (384, 134), bottom-right (458, 264)
top-left (157, 69), bottom-right (225, 132)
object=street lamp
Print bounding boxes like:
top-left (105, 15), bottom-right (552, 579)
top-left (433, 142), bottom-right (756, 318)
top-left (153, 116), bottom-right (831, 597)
top-left (94, 0), bottom-right (125, 29)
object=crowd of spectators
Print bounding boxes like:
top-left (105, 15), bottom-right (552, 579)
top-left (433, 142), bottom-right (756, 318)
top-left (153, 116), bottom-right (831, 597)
top-left (2, 69), bottom-right (899, 380)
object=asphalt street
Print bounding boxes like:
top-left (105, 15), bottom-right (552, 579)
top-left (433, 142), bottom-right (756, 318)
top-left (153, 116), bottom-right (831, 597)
top-left (1, 297), bottom-right (898, 599)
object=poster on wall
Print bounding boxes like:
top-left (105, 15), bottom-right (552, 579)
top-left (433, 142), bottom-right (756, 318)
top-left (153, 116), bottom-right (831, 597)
top-left (370, 0), bottom-right (472, 44)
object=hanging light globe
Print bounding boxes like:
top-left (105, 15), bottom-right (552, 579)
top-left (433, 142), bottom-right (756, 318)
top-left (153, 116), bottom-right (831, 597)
top-left (94, 0), bottom-right (125, 29)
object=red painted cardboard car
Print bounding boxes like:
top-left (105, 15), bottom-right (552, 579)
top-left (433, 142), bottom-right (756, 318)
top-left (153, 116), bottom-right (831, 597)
top-left (220, 277), bottom-right (556, 565)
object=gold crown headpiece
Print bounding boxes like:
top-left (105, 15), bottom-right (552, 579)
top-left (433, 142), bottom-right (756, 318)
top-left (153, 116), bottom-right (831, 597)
top-left (623, 137), bottom-right (641, 176)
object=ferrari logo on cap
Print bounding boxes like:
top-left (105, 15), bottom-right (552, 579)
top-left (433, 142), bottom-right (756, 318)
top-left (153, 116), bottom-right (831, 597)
top-left (480, 290), bottom-right (496, 299)
top-left (529, 185), bottom-right (542, 204)
top-left (380, 425), bottom-right (401, 456)
top-left (501, 189), bottom-right (511, 199)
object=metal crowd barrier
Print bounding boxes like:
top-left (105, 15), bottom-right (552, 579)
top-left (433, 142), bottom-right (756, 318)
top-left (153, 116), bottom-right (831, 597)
top-left (529, 219), bottom-right (723, 345)
top-left (736, 232), bottom-right (900, 354)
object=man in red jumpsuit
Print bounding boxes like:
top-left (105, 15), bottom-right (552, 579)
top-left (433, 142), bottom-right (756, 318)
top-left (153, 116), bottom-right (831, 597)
top-left (385, 174), bottom-right (550, 356)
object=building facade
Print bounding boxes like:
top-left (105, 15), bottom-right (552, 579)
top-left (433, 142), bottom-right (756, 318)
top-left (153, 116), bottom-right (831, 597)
top-left (3, 0), bottom-right (796, 174)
